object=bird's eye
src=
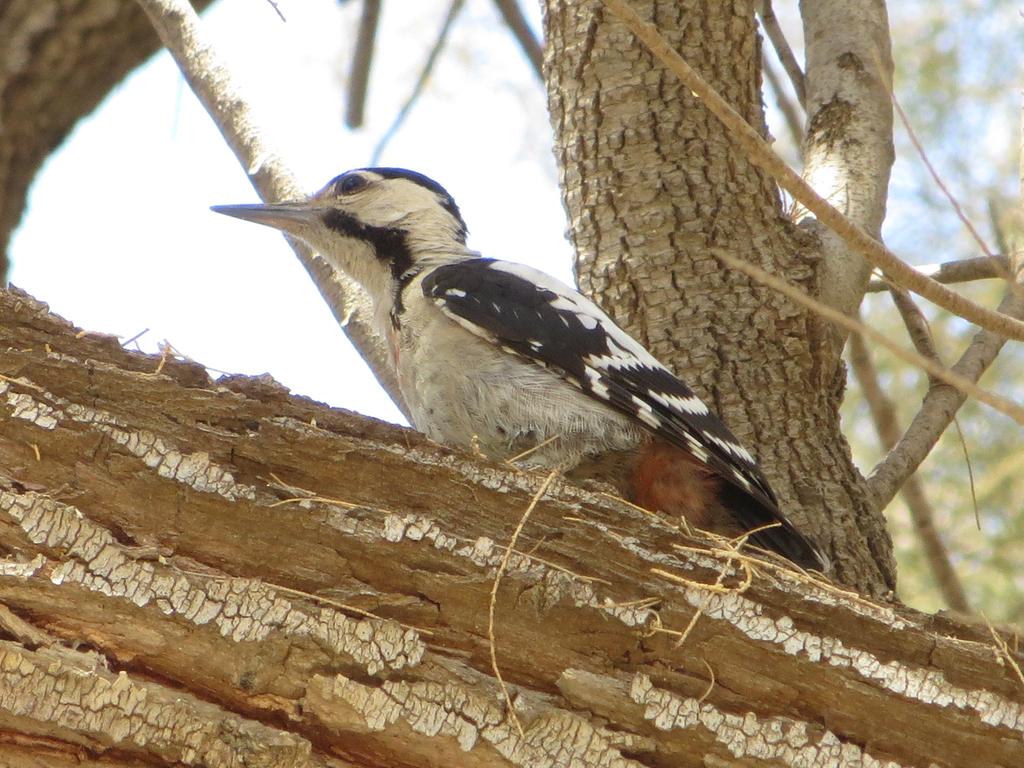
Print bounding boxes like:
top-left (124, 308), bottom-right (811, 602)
top-left (336, 174), bottom-right (367, 195)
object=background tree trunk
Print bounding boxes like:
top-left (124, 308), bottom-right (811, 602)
top-left (0, 0), bottom-right (214, 276)
top-left (542, 0), bottom-right (895, 594)
top-left (0, 287), bottom-right (1021, 766)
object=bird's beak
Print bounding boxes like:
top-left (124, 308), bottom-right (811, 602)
top-left (210, 202), bottom-right (320, 237)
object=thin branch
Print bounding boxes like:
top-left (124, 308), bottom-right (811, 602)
top-left (135, 0), bottom-right (410, 419)
top-left (757, 0), bottom-right (805, 108)
top-left (866, 256), bottom-right (1010, 292)
top-left (887, 287), bottom-right (982, 525)
top-left (708, 246), bottom-right (1024, 426)
top-left (345, 0), bottom-right (381, 129)
top-left (603, 0), bottom-right (1024, 343)
top-left (263, 0), bottom-right (286, 23)
top-left (867, 280), bottom-right (1024, 509)
top-left (889, 287), bottom-right (941, 364)
top-left (762, 53), bottom-right (803, 147)
top-left (884, 71), bottom-right (993, 260)
top-left (493, 0), bottom-right (544, 81)
top-left (882, 63), bottom-right (1022, 297)
top-left (847, 332), bottom-right (971, 613)
top-left (371, 0), bottom-right (465, 165)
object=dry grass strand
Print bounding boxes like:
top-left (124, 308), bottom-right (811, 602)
top-left (488, 468), bottom-right (559, 738)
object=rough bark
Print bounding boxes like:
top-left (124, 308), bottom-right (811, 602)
top-left (1, 287), bottom-right (1022, 767)
top-left (0, 0), bottom-right (213, 278)
top-left (541, 0), bottom-right (894, 594)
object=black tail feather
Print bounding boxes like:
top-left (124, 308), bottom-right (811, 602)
top-left (717, 483), bottom-right (829, 572)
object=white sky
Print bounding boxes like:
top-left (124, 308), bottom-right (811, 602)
top-left (10, 0), bottom-right (569, 426)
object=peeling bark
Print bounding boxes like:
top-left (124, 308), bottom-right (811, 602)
top-left (0, 288), bottom-right (1021, 767)
top-left (541, 0), bottom-right (894, 594)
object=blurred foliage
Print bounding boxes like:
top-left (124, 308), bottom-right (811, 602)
top-left (837, 1), bottom-right (1022, 623)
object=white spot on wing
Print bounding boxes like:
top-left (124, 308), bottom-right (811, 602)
top-left (585, 368), bottom-right (611, 400)
top-left (446, 288), bottom-right (467, 298)
top-left (549, 295), bottom-right (599, 330)
top-left (650, 391), bottom-right (709, 416)
top-left (682, 432), bottom-right (710, 463)
top-left (487, 260), bottom-right (661, 367)
top-left (702, 431), bottom-right (756, 464)
top-left (630, 395), bottom-right (661, 429)
top-left (730, 470), bottom-right (752, 489)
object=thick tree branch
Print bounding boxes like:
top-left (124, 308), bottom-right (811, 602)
top-left (135, 0), bottom-right (409, 419)
top-left (800, 0), bottom-right (894, 329)
top-left (847, 332), bottom-right (970, 614)
top-left (603, 0), bottom-right (1024, 343)
top-left (0, 287), bottom-right (1022, 766)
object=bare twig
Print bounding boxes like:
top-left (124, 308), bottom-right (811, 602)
top-left (345, 0), bottom-right (381, 129)
top-left (868, 279), bottom-right (1024, 509)
top-left (847, 332), bottom-right (970, 613)
top-left (493, 0), bottom-right (544, 81)
top-left (135, 0), bottom-right (409, 418)
top-left (757, 0), bottom-right (805, 107)
top-left (887, 287), bottom-right (981, 527)
top-left (951, 417), bottom-right (980, 530)
top-left (264, 0), bottom-right (286, 22)
top-left (371, 0), bottom-right (465, 164)
top-left (987, 618), bottom-right (1024, 688)
top-left (708, 246), bottom-right (1024, 426)
top-left (884, 72), bottom-right (993, 261)
top-left (866, 256), bottom-right (1010, 292)
top-left (762, 53), bottom-right (803, 147)
top-left (889, 287), bottom-right (941, 363)
top-left (603, 0), bottom-right (1024, 342)
top-left (882, 63), bottom-right (1022, 297)
top-left (489, 469), bottom-right (558, 738)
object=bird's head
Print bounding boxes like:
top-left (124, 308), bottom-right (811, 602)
top-left (212, 168), bottom-right (469, 302)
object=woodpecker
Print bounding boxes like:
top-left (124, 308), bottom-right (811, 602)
top-left (213, 168), bottom-right (827, 571)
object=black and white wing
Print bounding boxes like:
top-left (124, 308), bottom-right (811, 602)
top-left (421, 258), bottom-right (825, 570)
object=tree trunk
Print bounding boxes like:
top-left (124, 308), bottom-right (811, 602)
top-left (0, 287), bottom-right (1021, 767)
top-left (541, 0), bottom-right (895, 594)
